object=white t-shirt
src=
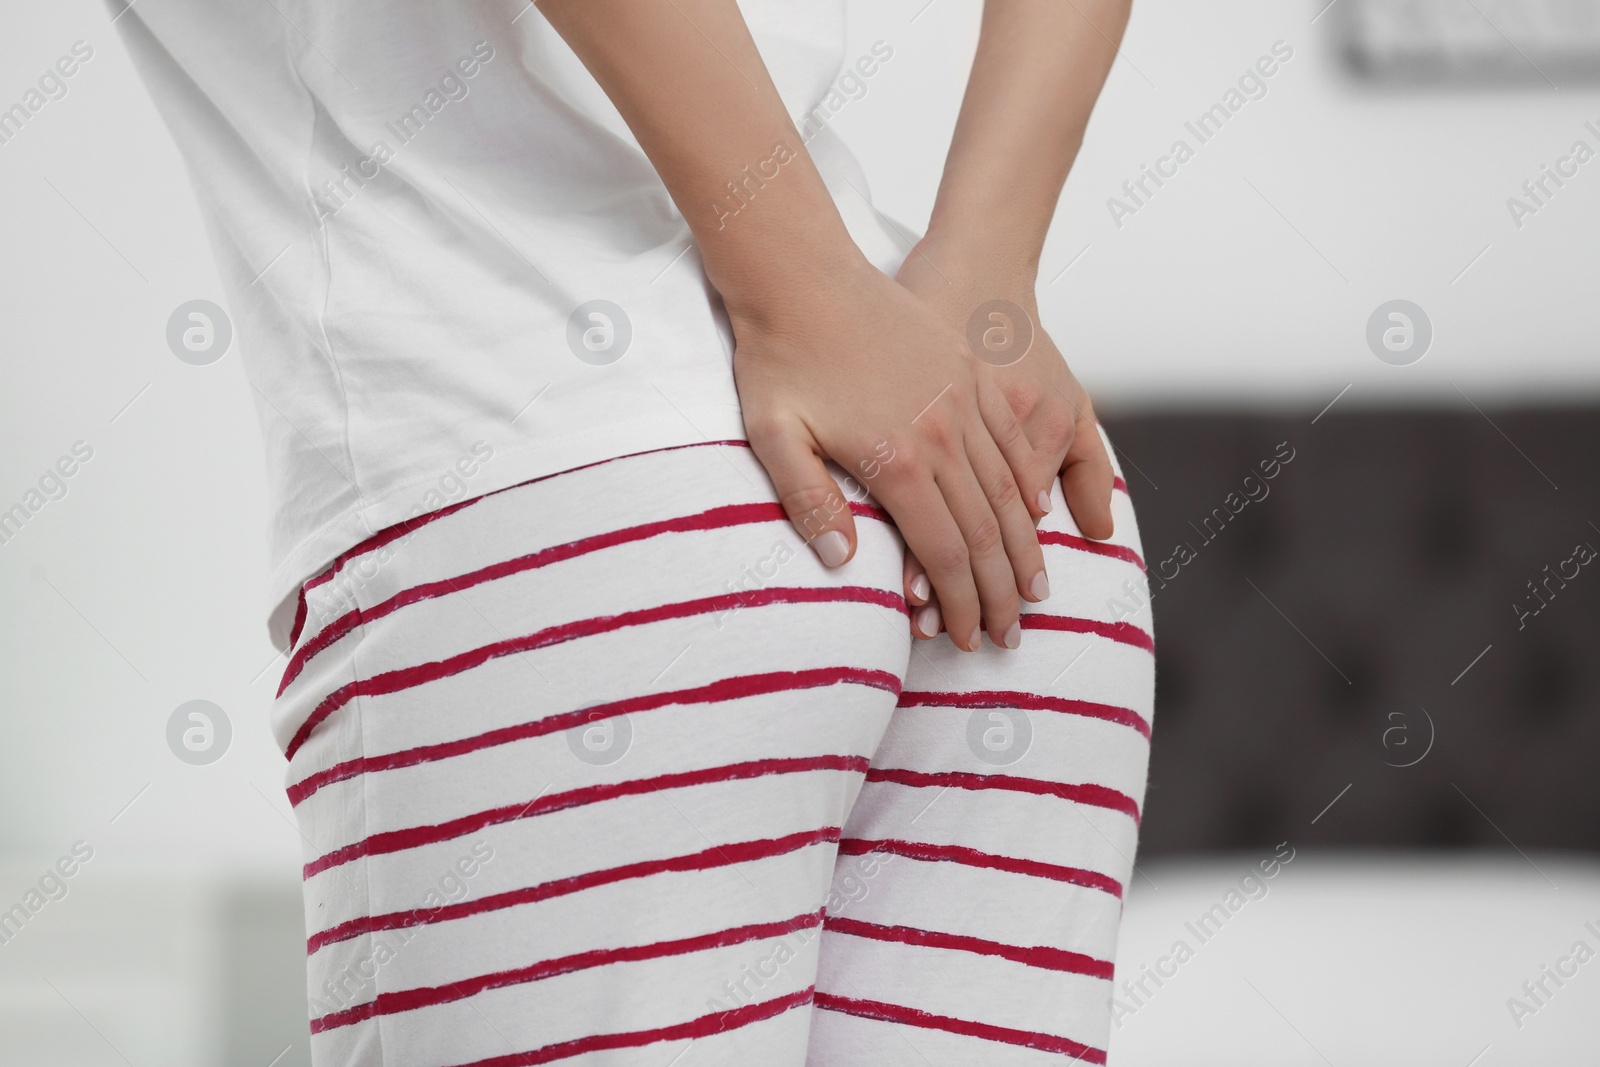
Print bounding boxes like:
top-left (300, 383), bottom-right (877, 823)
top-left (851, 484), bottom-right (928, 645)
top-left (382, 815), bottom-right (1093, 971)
top-left (112, 0), bottom-right (909, 650)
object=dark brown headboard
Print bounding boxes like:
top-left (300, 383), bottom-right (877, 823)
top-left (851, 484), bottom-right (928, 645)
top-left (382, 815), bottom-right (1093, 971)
top-left (1104, 408), bottom-right (1600, 855)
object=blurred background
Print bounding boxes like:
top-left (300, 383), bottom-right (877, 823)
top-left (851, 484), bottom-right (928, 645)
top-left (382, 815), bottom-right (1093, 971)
top-left (1, 0), bottom-right (1596, 1063)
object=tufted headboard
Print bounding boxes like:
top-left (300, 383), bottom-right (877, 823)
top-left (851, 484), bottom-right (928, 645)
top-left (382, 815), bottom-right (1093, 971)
top-left (1104, 408), bottom-right (1600, 856)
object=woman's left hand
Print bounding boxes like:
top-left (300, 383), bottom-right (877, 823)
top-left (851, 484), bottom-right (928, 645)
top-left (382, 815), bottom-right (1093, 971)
top-left (893, 235), bottom-right (1118, 639)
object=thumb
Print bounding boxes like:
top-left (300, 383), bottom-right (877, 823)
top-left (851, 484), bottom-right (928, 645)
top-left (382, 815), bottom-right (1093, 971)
top-left (748, 419), bottom-right (858, 567)
top-left (1060, 418), bottom-right (1116, 541)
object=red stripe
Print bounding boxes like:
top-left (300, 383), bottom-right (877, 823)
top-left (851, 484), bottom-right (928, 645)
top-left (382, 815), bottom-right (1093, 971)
top-left (284, 585), bottom-right (905, 760)
top-left (290, 667), bottom-right (894, 807)
top-left (287, 592), bottom-right (309, 651)
top-left (837, 838), bottom-right (1122, 898)
top-left (1038, 529), bottom-right (1145, 571)
top-left (897, 689), bottom-right (1151, 742)
top-left (303, 495), bottom-right (481, 594)
top-left (312, 910), bottom-right (823, 1033)
top-left (814, 992), bottom-right (1105, 1063)
top-left (282, 499), bottom-right (891, 694)
top-left (307, 827), bottom-right (842, 954)
top-left (821, 915), bottom-right (1114, 980)
top-left (864, 767), bottom-right (1140, 825)
top-left (1113, 475), bottom-right (1129, 495)
top-left (1021, 613), bottom-right (1154, 654)
top-left (306, 753), bottom-right (871, 877)
top-left (288, 666), bottom-right (896, 807)
top-left (299, 440), bottom-right (755, 596)
top-left (447, 986), bottom-right (814, 1067)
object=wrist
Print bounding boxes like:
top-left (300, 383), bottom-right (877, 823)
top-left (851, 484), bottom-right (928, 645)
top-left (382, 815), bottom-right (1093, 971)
top-left (710, 224), bottom-right (874, 336)
top-left (915, 214), bottom-right (1043, 293)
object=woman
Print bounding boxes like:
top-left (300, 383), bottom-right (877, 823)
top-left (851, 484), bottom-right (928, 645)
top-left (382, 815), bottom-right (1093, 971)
top-left (117, 0), bottom-right (1152, 1062)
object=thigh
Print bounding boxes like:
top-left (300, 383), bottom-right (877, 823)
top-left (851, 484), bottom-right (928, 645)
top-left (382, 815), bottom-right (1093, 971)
top-left (273, 442), bottom-right (913, 1067)
top-left (809, 431), bottom-right (1155, 1066)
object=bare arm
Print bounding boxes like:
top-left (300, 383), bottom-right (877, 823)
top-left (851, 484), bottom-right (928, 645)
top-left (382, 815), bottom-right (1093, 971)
top-left (899, 0), bottom-right (1131, 626)
top-left (540, 0), bottom-right (1056, 650)
top-left (929, 0), bottom-right (1132, 279)
top-left (537, 0), bottom-right (855, 320)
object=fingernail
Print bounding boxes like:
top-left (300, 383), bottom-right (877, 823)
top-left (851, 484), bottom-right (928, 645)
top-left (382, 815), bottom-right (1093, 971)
top-left (815, 530), bottom-right (849, 567)
top-left (910, 573), bottom-right (931, 601)
top-left (1003, 621), bottom-right (1022, 649)
top-left (1030, 570), bottom-right (1050, 601)
top-left (966, 626), bottom-right (980, 651)
top-left (915, 604), bottom-right (940, 637)
top-left (1036, 490), bottom-right (1053, 515)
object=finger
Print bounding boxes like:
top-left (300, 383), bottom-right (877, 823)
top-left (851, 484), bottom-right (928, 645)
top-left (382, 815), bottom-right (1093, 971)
top-left (903, 553), bottom-right (930, 605)
top-left (874, 472), bottom-right (984, 651)
top-left (965, 426), bottom-right (1050, 606)
top-left (976, 373), bottom-right (1054, 520)
top-left (935, 449), bottom-right (1028, 650)
top-left (1061, 418), bottom-right (1116, 541)
top-left (747, 418), bottom-right (857, 566)
top-left (902, 553), bottom-right (942, 639)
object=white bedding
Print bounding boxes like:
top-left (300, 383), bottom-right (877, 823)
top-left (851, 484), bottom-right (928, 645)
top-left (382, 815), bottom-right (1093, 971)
top-left (1110, 852), bottom-right (1600, 1066)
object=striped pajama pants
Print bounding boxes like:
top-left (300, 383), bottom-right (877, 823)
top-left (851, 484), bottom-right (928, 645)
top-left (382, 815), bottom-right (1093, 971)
top-left (273, 438), bottom-right (1154, 1067)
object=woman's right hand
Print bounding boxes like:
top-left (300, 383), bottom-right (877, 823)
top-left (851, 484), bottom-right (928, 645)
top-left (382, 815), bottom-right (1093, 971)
top-left (730, 253), bottom-right (1053, 652)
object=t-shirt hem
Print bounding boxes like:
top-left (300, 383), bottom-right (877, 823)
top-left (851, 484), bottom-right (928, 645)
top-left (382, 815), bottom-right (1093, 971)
top-left (264, 403), bottom-right (751, 651)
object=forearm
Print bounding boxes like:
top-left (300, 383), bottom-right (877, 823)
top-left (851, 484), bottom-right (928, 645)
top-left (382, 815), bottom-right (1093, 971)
top-left (538, 0), bottom-right (866, 322)
top-left (926, 0), bottom-right (1131, 277)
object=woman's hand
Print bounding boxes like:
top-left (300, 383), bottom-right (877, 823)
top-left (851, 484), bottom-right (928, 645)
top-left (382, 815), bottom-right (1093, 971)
top-left (539, 0), bottom-right (1125, 650)
top-left (731, 252), bottom-right (1054, 652)
top-left (893, 235), bottom-right (1117, 639)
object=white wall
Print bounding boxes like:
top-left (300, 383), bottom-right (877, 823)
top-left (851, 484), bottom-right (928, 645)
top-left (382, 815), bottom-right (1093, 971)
top-left (836, 0), bottom-right (1600, 410)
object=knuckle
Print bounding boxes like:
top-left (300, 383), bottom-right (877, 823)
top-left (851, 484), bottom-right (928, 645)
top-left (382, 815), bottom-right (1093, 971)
top-left (987, 407), bottom-right (1026, 453)
top-left (965, 516), bottom-right (1004, 556)
top-left (1038, 407), bottom-right (1077, 452)
top-left (916, 414), bottom-right (956, 454)
top-left (927, 539), bottom-right (969, 576)
top-left (742, 411), bottom-right (788, 447)
top-left (1008, 380), bottom-right (1044, 422)
top-left (875, 445), bottom-right (919, 487)
top-left (778, 485), bottom-right (844, 538)
top-left (982, 467), bottom-right (1022, 511)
